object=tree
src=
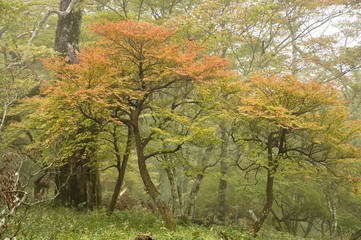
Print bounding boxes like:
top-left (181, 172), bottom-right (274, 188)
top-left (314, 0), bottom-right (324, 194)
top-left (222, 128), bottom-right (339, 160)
top-left (237, 75), bottom-right (360, 234)
top-left (46, 0), bottom-right (104, 208)
top-left (94, 0), bottom-right (196, 20)
top-left (41, 19), bottom-right (230, 229)
top-left (176, 0), bottom-right (351, 76)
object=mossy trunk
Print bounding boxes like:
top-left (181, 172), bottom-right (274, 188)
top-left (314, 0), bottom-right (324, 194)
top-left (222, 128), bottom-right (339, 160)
top-left (57, 145), bottom-right (101, 208)
top-left (55, 124), bottom-right (102, 208)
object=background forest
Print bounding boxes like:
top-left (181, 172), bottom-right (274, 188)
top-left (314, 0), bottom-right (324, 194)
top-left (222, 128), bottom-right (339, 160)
top-left (1, 0), bottom-right (361, 239)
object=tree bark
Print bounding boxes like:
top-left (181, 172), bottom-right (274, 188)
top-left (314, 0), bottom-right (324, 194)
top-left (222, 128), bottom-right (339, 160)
top-left (253, 170), bottom-right (275, 234)
top-left (54, 0), bottom-right (82, 63)
top-left (326, 191), bottom-right (338, 238)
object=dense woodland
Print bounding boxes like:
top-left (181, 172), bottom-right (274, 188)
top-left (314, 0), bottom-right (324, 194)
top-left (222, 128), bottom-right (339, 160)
top-left (1, 0), bottom-right (361, 239)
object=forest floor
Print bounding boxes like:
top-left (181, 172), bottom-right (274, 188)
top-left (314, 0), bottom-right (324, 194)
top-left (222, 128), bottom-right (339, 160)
top-left (5, 205), bottom-right (319, 240)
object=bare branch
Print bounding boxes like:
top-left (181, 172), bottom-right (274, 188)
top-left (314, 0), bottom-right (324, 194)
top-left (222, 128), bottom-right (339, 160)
top-left (0, 94), bottom-right (18, 133)
top-left (0, 27), bottom-right (8, 39)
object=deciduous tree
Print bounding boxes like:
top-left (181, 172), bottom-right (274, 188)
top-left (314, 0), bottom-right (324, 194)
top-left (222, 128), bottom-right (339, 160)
top-left (238, 75), bottom-right (360, 234)
top-left (41, 19), bottom-right (231, 229)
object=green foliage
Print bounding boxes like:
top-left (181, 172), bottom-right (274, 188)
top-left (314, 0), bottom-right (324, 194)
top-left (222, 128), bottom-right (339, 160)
top-left (2, 0), bottom-right (361, 238)
top-left (5, 206), bottom-right (312, 240)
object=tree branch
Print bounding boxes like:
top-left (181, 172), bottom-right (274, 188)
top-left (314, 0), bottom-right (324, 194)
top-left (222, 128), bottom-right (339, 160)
top-left (144, 143), bottom-right (183, 160)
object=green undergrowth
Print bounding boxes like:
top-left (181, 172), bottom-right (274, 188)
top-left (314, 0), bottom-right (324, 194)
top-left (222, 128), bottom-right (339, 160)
top-left (6, 206), bottom-right (310, 240)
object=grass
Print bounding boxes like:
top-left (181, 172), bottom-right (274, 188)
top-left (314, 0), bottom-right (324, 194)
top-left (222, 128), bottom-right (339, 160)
top-left (3, 205), bottom-right (311, 240)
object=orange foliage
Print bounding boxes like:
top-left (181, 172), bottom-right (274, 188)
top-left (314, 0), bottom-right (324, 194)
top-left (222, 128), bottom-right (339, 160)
top-left (239, 74), bottom-right (342, 130)
top-left (88, 20), bottom-right (231, 83)
top-left (42, 20), bottom-right (231, 122)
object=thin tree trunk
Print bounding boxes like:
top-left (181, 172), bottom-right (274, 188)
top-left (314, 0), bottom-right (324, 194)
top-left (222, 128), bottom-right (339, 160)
top-left (184, 147), bottom-right (213, 219)
top-left (327, 192), bottom-right (338, 238)
top-left (253, 170), bottom-right (275, 234)
top-left (132, 111), bottom-right (176, 230)
top-left (55, 164), bottom-right (70, 204)
top-left (164, 162), bottom-right (180, 215)
top-left (303, 217), bottom-right (314, 238)
top-left (253, 133), bottom-right (276, 235)
top-left (217, 131), bottom-right (229, 222)
top-left (218, 165), bottom-right (227, 221)
top-left (185, 174), bottom-right (204, 218)
top-left (107, 125), bottom-right (132, 215)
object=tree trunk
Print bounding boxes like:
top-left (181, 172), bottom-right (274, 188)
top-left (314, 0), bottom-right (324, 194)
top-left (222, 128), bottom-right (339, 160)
top-left (67, 142), bottom-right (101, 209)
top-left (34, 172), bottom-right (50, 200)
top-left (253, 133), bottom-right (276, 235)
top-left (253, 170), bottom-right (274, 234)
top-left (53, 0), bottom-right (101, 208)
top-left (218, 165), bottom-right (227, 222)
top-left (164, 161), bottom-right (180, 215)
top-left (55, 125), bottom-right (102, 208)
top-left (326, 191), bottom-right (338, 238)
top-left (185, 174), bottom-right (204, 219)
top-left (350, 229), bottom-right (361, 240)
top-left (55, 164), bottom-right (70, 204)
top-left (107, 125), bottom-right (132, 215)
top-left (132, 110), bottom-right (176, 230)
top-left (217, 131), bottom-right (229, 222)
top-left (184, 146), bottom-right (213, 219)
top-left (54, 0), bottom-right (82, 63)
top-left (303, 217), bottom-right (314, 238)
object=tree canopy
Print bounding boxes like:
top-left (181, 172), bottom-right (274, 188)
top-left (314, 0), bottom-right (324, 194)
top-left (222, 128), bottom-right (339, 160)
top-left (1, 0), bottom-right (361, 239)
